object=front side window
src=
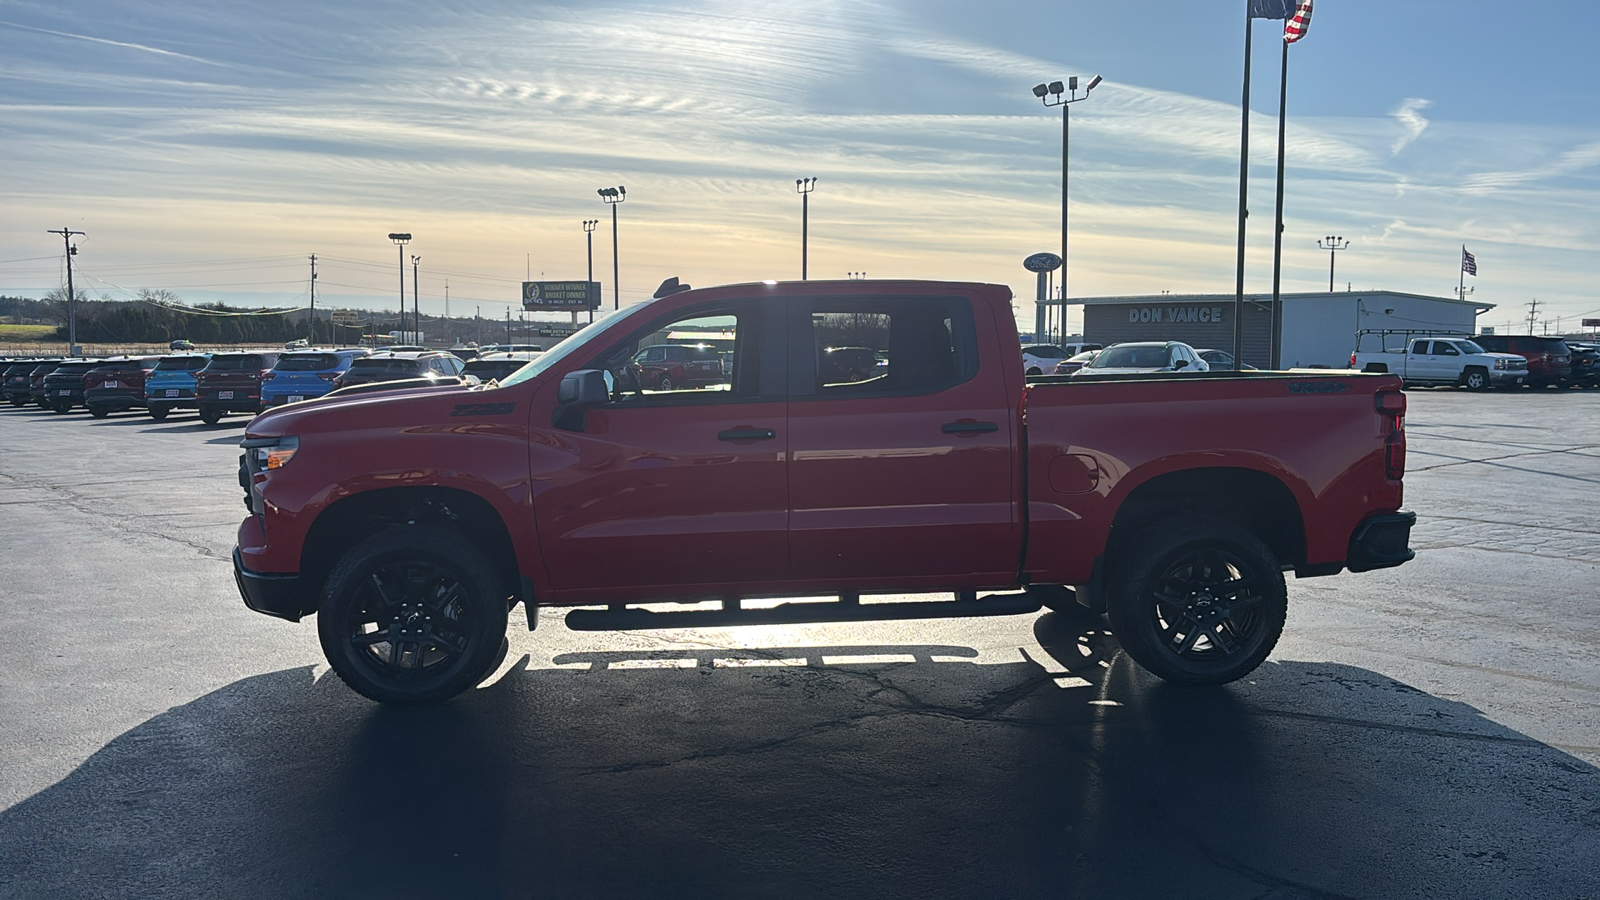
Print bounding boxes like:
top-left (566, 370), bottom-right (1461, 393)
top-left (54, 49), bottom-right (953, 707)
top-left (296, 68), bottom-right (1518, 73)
top-left (591, 305), bottom-right (758, 401)
top-left (1438, 343), bottom-right (1460, 356)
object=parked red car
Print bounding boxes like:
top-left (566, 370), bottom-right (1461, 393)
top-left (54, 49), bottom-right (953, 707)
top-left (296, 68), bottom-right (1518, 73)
top-left (1471, 334), bottom-right (1573, 387)
top-left (630, 343), bottom-right (726, 391)
top-left (84, 356), bottom-right (162, 417)
top-left (234, 278), bottom-right (1414, 705)
top-left (196, 352), bottom-right (280, 425)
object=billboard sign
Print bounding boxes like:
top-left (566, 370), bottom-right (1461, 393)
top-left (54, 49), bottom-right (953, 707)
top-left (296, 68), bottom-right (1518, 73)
top-left (523, 281), bottom-right (601, 311)
top-left (1583, 319), bottom-right (1600, 328)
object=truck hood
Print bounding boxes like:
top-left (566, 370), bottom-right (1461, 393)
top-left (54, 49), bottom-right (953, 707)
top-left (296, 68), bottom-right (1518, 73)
top-left (245, 380), bottom-right (484, 438)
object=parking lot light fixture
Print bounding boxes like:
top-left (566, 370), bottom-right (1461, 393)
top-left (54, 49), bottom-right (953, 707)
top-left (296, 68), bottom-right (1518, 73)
top-left (796, 177), bottom-right (818, 280)
top-left (388, 233), bottom-right (411, 332)
top-left (1318, 236), bottom-right (1351, 293)
top-left (1032, 75), bottom-right (1100, 326)
top-left (598, 187), bottom-right (625, 309)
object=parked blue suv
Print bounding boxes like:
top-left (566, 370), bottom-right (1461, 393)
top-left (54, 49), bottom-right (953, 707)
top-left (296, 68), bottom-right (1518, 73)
top-left (262, 348), bottom-right (368, 407)
top-left (145, 353), bottom-right (212, 420)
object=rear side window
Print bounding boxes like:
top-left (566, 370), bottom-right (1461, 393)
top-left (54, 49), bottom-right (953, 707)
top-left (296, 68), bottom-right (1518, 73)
top-left (274, 353), bottom-right (341, 372)
top-left (801, 298), bottom-right (975, 396)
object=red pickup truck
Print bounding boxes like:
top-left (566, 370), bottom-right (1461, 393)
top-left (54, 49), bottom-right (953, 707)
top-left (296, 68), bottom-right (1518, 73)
top-left (232, 279), bottom-right (1415, 704)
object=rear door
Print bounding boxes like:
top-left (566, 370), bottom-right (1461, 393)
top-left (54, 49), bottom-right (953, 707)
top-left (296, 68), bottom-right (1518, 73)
top-left (785, 291), bottom-right (1018, 586)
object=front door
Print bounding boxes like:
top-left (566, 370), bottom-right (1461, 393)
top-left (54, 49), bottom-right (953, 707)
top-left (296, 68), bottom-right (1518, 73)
top-left (532, 298), bottom-right (790, 598)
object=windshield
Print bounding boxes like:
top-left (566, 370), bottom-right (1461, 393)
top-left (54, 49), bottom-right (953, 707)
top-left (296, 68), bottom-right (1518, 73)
top-left (275, 353), bottom-right (343, 371)
top-left (206, 354), bottom-right (266, 371)
top-left (1092, 345), bottom-right (1169, 368)
top-left (498, 304), bottom-right (649, 389)
top-left (350, 358), bottom-right (424, 374)
top-left (155, 356), bottom-right (209, 371)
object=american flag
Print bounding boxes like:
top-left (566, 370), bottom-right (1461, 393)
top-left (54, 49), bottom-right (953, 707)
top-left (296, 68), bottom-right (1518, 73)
top-left (1284, 1), bottom-right (1313, 42)
top-left (1462, 247), bottom-right (1478, 276)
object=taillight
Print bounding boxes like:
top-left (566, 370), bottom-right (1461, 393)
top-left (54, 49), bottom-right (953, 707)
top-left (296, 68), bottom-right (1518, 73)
top-left (262, 372), bottom-right (276, 381)
top-left (1374, 390), bottom-right (1406, 416)
top-left (1349, 352), bottom-right (1357, 368)
top-left (317, 372), bottom-right (340, 381)
top-left (1382, 429), bottom-right (1408, 480)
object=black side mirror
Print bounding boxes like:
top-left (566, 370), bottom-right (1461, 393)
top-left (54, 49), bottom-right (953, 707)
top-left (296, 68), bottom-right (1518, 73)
top-left (1173, 358), bottom-right (1189, 370)
top-left (554, 369), bottom-right (613, 431)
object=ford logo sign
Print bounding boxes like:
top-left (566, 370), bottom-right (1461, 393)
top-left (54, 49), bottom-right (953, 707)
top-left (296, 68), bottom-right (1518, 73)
top-left (1023, 252), bottom-right (1062, 273)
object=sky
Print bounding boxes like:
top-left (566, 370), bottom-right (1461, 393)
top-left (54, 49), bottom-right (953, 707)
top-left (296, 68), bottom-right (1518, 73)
top-left (2, 0), bottom-right (1598, 336)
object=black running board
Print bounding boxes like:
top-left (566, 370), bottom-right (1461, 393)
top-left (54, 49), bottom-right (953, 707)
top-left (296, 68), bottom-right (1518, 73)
top-left (564, 591), bottom-right (1043, 631)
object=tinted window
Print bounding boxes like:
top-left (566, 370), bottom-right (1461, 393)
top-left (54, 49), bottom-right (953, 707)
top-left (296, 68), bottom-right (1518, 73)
top-left (206, 354), bottom-right (266, 371)
top-left (350, 358), bottom-right (424, 375)
top-left (274, 353), bottom-right (341, 372)
top-left (804, 299), bottom-right (971, 396)
top-left (595, 308), bottom-right (753, 399)
top-left (1438, 343), bottom-right (1459, 356)
top-left (1025, 345), bottom-right (1067, 359)
top-left (463, 360), bottom-right (526, 381)
top-left (1412, 342), bottom-right (1429, 355)
top-left (155, 356), bottom-right (209, 371)
top-left (1458, 340), bottom-right (1485, 354)
top-left (92, 359), bottom-right (153, 372)
top-left (49, 362), bottom-right (98, 374)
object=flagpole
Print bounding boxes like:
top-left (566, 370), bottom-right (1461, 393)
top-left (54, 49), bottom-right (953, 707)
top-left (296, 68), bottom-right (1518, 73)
top-left (1269, 37), bottom-right (1289, 369)
top-left (1233, 5), bottom-right (1253, 367)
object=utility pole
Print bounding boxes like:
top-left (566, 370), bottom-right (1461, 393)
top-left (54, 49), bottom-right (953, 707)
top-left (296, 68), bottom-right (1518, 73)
top-left (1526, 299), bottom-right (1541, 334)
top-left (506, 308), bottom-right (512, 345)
top-left (48, 227), bottom-right (85, 354)
top-left (308, 254), bottom-right (318, 345)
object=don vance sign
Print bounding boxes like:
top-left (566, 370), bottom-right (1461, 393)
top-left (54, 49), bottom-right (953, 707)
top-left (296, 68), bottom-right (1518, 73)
top-left (1128, 306), bottom-right (1227, 324)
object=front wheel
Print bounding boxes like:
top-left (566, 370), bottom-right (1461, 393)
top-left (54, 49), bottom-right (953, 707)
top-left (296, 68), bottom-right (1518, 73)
top-left (317, 526), bottom-right (511, 704)
top-left (656, 374), bottom-right (674, 391)
top-left (1105, 523), bottom-right (1287, 686)
top-left (1462, 369), bottom-right (1489, 391)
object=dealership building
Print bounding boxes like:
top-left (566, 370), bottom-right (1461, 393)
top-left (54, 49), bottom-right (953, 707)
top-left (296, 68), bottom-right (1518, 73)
top-left (1059, 290), bottom-right (1495, 368)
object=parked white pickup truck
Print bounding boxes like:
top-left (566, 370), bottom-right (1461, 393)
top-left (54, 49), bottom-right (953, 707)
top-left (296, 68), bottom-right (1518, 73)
top-left (1352, 335), bottom-right (1528, 390)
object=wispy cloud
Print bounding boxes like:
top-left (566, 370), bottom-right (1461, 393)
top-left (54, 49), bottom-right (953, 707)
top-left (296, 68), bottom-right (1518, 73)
top-left (1390, 97), bottom-right (1431, 155)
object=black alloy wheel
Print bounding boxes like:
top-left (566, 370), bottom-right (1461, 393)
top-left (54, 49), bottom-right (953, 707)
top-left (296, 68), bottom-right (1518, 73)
top-left (318, 527), bottom-right (510, 704)
top-left (657, 374), bottom-right (674, 391)
top-left (1106, 523), bottom-right (1287, 686)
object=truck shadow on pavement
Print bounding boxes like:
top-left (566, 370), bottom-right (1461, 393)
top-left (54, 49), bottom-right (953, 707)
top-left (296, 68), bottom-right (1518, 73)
top-left (2, 610), bottom-right (1597, 900)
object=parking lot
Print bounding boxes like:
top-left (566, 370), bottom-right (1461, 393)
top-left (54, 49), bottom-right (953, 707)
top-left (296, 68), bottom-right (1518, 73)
top-left (2, 387), bottom-right (1598, 898)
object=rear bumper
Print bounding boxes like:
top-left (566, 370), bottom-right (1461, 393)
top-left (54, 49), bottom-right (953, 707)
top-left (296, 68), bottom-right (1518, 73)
top-left (1347, 510), bottom-right (1417, 573)
top-left (232, 546), bottom-right (309, 622)
top-left (86, 391), bottom-right (144, 410)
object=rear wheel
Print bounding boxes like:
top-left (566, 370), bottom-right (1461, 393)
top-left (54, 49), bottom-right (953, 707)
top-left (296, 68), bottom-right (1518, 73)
top-left (148, 404), bottom-right (170, 420)
top-left (317, 526), bottom-right (511, 704)
top-left (198, 406), bottom-right (222, 425)
top-left (656, 374), bottom-right (674, 391)
top-left (51, 403), bottom-right (69, 414)
top-left (1105, 522), bottom-right (1287, 686)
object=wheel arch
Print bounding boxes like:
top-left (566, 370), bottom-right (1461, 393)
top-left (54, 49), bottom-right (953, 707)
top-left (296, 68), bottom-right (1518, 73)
top-left (299, 486), bottom-right (521, 611)
top-left (1104, 466), bottom-right (1307, 572)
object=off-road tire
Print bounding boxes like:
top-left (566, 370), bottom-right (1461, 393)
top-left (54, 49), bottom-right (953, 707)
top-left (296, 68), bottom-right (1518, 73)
top-left (317, 526), bottom-right (511, 704)
top-left (1105, 522), bottom-right (1287, 686)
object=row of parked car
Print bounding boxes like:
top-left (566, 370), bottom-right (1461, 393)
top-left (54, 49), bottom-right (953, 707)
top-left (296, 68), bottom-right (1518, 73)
top-left (0, 346), bottom-right (544, 423)
top-left (1022, 341), bottom-right (1247, 377)
top-left (1022, 334), bottom-right (1600, 388)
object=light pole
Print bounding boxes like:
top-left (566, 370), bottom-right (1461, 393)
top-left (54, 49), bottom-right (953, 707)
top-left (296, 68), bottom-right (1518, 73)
top-left (410, 255), bottom-right (421, 343)
top-left (1032, 75), bottom-right (1100, 342)
top-left (796, 177), bottom-right (818, 279)
top-left (598, 187), bottom-right (625, 309)
top-left (387, 232), bottom-right (411, 338)
top-left (1318, 236), bottom-right (1350, 292)
top-left (583, 219), bottom-right (599, 323)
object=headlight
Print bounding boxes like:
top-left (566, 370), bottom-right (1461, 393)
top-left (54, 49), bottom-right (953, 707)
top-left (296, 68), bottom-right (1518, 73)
top-left (241, 435), bottom-right (299, 471)
top-left (1494, 358), bottom-right (1509, 369)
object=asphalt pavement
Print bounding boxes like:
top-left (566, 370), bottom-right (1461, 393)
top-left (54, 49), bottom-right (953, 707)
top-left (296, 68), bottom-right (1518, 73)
top-left (1, 388), bottom-right (1597, 899)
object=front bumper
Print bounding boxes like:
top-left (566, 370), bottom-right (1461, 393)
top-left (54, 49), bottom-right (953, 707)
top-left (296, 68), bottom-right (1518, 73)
top-left (1347, 510), bottom-right (1417, 573)
top-left (1490, 371), bottom-right (1527, 387)
top-left (232, 546), bottom-right (309, 622)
